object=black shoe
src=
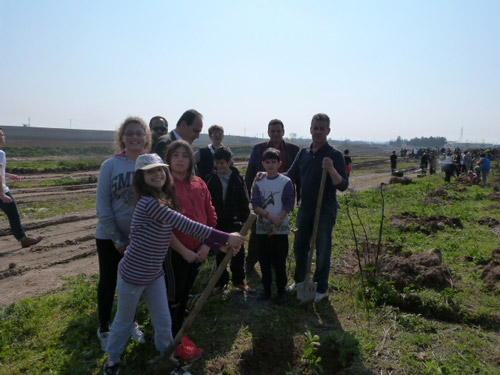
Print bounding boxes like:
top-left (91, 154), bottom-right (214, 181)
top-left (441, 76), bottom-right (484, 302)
top-left (257, 291), bottom-right (271, 300)
top-left (103, 362), bottom-right (120, 375)
top-left (276, 293), bottom-right (287, 305)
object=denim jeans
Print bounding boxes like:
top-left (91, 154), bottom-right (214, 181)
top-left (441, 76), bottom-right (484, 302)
top-left (0, 191), bottom-right (25, 240)
top-left (293, 206), bottom-right (337, 294)
top-left (106, 275), bottom-right (173, 363)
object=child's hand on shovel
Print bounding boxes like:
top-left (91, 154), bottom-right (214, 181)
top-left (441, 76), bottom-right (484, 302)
top-left (226, 232), bottom-right (245, 250)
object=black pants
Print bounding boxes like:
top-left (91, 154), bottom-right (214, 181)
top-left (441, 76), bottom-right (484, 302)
top-left (256, 234), bottom-right (289, 294)
top-left (215, 244), bottom-right (246, 287)
top-left (165, 249), bottom-right (201, 337)
top-left (96, 238), bottom-right (123, 331)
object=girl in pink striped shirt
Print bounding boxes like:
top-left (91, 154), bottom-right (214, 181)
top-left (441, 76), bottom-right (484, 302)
top-left (103, 153), bottom-right (244, 375)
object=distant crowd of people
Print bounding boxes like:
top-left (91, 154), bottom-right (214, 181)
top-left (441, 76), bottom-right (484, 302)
top-left (392, 147), bottom-right (495, 186)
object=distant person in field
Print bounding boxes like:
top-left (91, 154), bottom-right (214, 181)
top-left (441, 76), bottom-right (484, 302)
top-left (195, 124), bottom-right (227, 181)
top-left (244, 119), bottom-right (300, 275)
top-left (475, 153), bottom-right (491, 187)
top-left (154, 109), bottom-right (203, 161)
top-left (286, 113), bottom-right (348, 303)
top-left (149, 116), bottom-right (168, 151)
top-left (205, 146), bottom-right (251, 292)
top-left (0, 128), bottom-right (43, 248)
top-left (344, 149), bottom-right (352, 177)
top-left (103, 153), bottom-right (244, 375)
top-left (390, 151), bottom-right (397, 172)
top-left (95, 117), bottom-right (150, 351)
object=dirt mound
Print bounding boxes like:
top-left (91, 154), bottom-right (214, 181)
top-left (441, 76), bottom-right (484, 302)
top-left (389, 212), bottom-right (463, 234)
top-left (338, 247), bottom-right (452, 292)
top-left (476, 217), bottom-right (500, 227)
top-left (378, 248), bottom-right (451, 291)
top-left (490, 192), bottom-right (500, 201)
top-left (389, 176), bottom-right (412, 185)
top-left (480, 249), bottom-right (500, 291)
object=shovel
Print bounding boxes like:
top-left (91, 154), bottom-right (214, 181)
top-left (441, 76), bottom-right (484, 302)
top-left (149, 213), bottom-right (257, 375)
top-left (297, 169), bottom-right (327, 304)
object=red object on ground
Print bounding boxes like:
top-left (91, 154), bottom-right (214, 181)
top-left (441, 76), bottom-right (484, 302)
top-left (174, 335), bottom-right (203, 362)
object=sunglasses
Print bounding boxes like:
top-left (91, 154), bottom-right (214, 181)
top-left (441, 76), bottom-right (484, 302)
top-left (153, 126), bottom-right (167, 132)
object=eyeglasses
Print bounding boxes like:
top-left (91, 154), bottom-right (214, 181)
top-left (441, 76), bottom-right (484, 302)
top-left (124, 132), bottom-right (146, 137)
top-left (153, 126), bottom-right (167, 132)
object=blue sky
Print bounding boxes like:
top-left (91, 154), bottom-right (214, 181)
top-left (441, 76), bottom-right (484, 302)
top-left (1, 0), bottom-right (499, 143)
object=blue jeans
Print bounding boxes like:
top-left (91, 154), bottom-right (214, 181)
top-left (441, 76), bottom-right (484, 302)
top-left (293, 206), bottom-right (337, 294)
top-left (0, 191), bottom-right (26, 240)
top-left (106, 275), bottom-right (173, 363)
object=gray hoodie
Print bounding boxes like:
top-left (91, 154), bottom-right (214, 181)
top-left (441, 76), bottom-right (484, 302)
top-left (95, 153), bottom-right (135, 249)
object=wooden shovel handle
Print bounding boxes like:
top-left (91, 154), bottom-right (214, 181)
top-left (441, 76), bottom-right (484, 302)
top-left (150, 213), bottom-right (257, 374)
top-left (304, 169), bottom-right (327, 279)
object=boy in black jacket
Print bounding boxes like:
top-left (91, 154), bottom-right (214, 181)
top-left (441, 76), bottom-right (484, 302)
top-left (205, 146), bottom-right (251, 291)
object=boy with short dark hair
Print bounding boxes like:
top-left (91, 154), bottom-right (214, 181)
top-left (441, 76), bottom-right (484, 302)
top-left (205, 146), bottom-right (251, 291)
top-left (251, 148), bottom-right (294, 304)
top-left (0, 128), bottom-right (43, 247)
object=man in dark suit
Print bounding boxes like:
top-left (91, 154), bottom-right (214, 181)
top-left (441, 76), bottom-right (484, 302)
top-left (244, 119), bottom-right (300, 274)
top-left (154, 109), bottom-right (203, 160)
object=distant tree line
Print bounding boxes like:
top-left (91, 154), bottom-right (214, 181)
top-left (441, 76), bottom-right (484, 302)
top-left (389, 136), bottom-right (447, 148)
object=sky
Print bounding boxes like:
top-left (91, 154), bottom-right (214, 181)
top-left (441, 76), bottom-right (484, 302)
top-left (1, 0), bottom-right (499, 144)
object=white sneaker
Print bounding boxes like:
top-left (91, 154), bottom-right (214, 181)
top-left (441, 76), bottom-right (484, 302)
top-left (286, 282), bottom-right (302, 292)
top-left (130, 322), bottom-right (145, 343)
top-left (314, 292), bottom-right (328, 303)
top-left (97, 328), bottom-right (109, 351)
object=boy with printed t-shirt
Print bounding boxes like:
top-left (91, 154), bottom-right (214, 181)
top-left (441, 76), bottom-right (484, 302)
top-left (251, 148), bottom-right (294, 304)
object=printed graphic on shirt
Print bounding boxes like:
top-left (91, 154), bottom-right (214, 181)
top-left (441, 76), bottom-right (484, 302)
top-left (257, 189), bottom-right (289, 234)
top-left (111, 171), bottom-right (135, 205)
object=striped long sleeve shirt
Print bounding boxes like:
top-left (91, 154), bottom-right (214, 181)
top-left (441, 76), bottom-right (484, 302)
top-left (119, 196), bottom-right (228, 285)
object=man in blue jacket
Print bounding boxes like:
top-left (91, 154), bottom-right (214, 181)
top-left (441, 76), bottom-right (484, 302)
top-left (287, 113), bottom-right (348, 303)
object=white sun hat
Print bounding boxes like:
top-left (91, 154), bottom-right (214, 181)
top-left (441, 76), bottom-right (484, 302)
top-left (135, 153), bottom-right (169, 171)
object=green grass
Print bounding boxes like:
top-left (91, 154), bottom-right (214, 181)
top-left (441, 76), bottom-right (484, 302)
top-left (18, 198), bottom-right (96, 220)
top-left (10, 177), bottom-right (96, 189)
top-left (7, 160), bottom-right (102, 173)
top-left (2, 145), bottom-right (114, 157)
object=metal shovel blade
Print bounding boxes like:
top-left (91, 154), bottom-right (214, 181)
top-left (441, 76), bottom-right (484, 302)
top-left (297, 280), bottom-right (317, 304)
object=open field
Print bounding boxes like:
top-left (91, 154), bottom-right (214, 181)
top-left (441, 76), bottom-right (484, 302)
top-left (1, 146), bottom-right (500, 374)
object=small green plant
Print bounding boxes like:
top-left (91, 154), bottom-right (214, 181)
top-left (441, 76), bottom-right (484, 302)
top-left (327, 330), bottom-right (360, 367)
top-left (287, 331), bottom-right (323, 375)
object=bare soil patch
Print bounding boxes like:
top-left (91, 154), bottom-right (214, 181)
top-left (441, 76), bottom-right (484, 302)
top-left (389, 212), bottom-right (463, 235)
top-left (337, 246), bottom-right (452, 292)
top-left (480, 249), bottom-right (500, 291)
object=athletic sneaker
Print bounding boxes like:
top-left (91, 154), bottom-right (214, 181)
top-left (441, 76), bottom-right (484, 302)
top-left (103, 361), bottom-right (120, 375)
top-left (314, 292), bottom-right (328, 303)
top-left (130, 322), bottom-right (145, 343)
top-left (170, 367), bottom-right (192, 375)
top-left (97, 328), bottom-right (109, 351)
top-left (286, 282), bottom-right (302, 292)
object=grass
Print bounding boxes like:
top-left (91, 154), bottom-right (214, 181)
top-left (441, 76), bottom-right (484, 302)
top-left (9, 177), bottom-right (96, 189)
top-left (2, 145), bottom-right (114, 157)
top-left (1, 158), bottom-right (500, 374)
top-left (7, 160), bottom-right (102, 173)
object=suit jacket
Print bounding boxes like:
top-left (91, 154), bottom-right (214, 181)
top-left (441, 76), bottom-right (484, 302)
top-left (154, 132), bottom-right (178, 161)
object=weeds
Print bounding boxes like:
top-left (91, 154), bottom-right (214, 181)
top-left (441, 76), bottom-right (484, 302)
top-left (287, 331), bottom-right (323, 375)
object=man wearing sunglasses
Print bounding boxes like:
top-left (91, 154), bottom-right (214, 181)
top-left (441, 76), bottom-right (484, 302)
top-left (149, 116), bottom-right (168, 151)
